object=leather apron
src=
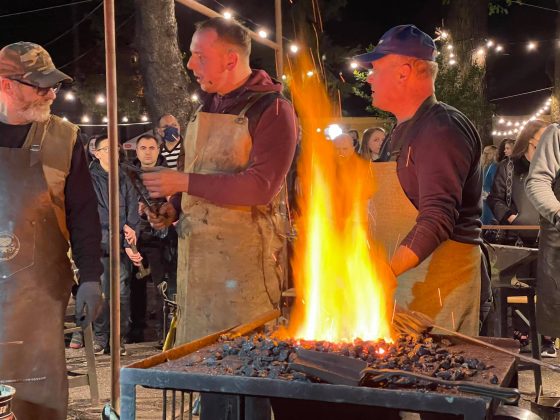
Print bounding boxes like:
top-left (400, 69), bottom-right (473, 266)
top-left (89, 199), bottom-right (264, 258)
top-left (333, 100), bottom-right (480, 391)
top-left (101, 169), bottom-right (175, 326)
top-left (535, 176), bottom-right (560, 337)
top-left (0, 138), bottom-right (73, 419)
top-left (369, 162), bottom-right (481, 335)
top-left (175, 96), bottom-right (286, 343)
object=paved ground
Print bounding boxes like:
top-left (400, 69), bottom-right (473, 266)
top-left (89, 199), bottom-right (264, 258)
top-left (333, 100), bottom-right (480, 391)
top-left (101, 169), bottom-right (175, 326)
top-left (66, 341), bottom-right (560, 419)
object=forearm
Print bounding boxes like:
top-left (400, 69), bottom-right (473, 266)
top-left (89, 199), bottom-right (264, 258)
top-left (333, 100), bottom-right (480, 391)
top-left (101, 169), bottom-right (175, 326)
top-left (391, 245), bottom-right (420, 276)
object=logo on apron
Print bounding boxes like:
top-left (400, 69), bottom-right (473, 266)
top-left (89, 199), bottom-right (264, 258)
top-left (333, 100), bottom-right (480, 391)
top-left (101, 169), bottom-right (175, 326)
top-left (0, 232), bottom-right (20, 261)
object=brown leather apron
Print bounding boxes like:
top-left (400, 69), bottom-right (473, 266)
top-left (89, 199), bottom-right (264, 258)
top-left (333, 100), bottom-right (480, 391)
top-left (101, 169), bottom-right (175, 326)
top-left (175, 96), bottom-right (287, 343)
top-left (369, 162), bottom-right (481, 335)
top-left (0, 139), bottom-right (73, 419)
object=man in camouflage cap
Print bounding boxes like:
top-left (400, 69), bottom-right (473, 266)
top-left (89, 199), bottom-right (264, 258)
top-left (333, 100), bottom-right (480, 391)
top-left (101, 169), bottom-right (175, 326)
top-left (0, 42), bottom-right (102, 419)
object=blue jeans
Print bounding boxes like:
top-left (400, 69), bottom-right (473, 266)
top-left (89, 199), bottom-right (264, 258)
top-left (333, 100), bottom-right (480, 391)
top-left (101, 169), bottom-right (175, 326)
top-left (93, 255), bottom-right (131, 348)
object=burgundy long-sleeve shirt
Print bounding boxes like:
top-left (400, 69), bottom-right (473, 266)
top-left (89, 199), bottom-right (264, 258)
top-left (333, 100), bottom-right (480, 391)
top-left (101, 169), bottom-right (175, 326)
top-left (380, 96), bottom-right (483, 262)
top-left (180, 70), bottom-right (298, 207)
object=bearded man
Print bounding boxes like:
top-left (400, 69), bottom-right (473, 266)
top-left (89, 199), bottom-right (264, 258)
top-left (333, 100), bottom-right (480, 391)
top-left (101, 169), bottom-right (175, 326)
top-left (0, 42), bottom-right (102, 419)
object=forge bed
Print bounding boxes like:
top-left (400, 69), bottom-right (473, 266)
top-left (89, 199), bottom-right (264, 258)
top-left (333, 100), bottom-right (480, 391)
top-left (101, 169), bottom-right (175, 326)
top-left (120, 311), bottom-right (520, 420)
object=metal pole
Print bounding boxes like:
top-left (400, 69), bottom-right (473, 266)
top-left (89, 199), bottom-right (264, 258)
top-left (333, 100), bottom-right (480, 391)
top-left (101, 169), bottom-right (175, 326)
top-left (174, 0), bottom-right (281, 51)
top-left (275, 0), bottom-right (283, 79)
top-left (103, 0), bottom-right (121, 411)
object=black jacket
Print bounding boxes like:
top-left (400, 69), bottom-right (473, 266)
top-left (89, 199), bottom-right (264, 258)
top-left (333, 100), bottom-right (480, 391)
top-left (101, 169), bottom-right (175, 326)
top-left (487, 156), bottom-right (540, 241)
top-left (89, 160), bottom-right (140, 253)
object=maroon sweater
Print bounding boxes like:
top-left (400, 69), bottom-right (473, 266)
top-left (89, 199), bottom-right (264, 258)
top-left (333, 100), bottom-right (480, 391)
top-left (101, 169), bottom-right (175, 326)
top-left (184, 70), bottom-right (298, 206)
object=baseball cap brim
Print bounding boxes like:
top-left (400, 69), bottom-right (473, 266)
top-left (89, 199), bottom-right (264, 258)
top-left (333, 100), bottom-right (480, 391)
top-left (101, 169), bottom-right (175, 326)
top-left (24, 67), bottom-right (72, 88)
top-left (353, 50), bottom-right (387, 67)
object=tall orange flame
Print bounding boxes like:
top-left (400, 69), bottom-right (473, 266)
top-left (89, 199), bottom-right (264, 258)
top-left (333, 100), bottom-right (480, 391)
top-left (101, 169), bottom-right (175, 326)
top-left (287, 53), bottom-right (396, 343)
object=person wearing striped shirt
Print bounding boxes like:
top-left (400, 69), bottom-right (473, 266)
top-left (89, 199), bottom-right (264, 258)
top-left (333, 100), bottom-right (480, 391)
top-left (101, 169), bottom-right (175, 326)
top-left (155, 114), bottom-right (182, 170)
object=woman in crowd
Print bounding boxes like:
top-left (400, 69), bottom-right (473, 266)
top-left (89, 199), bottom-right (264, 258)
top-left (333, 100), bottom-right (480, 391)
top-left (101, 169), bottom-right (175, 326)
top-left (481, 145), bottom-right (497, 225)
top-left (359, 127), bottom-right (386, 162)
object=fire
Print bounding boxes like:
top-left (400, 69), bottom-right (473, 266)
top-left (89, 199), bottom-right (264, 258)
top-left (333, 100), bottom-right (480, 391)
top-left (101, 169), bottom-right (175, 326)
top-left (287, 53), bottom-right (396, 343)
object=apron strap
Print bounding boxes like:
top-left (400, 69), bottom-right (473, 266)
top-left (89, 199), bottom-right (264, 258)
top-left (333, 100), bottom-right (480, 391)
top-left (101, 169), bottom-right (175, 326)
top-left (29, 117), bottom-right (51, 167)
top-left (234, 92), bottom-right (276, 124)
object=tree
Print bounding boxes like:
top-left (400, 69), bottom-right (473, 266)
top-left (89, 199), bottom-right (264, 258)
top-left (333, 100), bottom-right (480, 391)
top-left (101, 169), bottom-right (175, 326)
top-left (133, 0), bottom-right (194, 129)
top-left (444, 0), bottom-right (493, 143)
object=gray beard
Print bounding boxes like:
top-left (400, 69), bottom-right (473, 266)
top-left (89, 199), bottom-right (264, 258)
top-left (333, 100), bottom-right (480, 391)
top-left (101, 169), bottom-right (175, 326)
top-left (18, 104), bottom-right (51, 123)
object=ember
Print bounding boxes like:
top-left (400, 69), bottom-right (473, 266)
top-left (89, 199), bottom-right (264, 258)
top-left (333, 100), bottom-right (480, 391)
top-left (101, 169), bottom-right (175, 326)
top-left (159, 329), bottom-right (502, 388)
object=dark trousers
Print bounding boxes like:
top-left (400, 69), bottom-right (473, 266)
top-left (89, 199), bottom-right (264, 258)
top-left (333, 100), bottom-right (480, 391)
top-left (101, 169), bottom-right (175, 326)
top-left (93, 255), bottom-right (131, 348)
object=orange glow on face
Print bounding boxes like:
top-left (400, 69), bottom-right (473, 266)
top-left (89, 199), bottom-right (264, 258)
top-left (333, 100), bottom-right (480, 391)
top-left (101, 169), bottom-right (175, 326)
top-left (287, 52), bottom-right (396, 343)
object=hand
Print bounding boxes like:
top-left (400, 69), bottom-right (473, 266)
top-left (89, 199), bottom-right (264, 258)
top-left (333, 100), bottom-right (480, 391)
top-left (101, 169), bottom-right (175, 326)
top-left (125, 247), bottom-right (143, 267)
top-left (123, 224), bottom-right (136, 245)
top-left (75, 282), bottom-right (102, 328)
top-left (146, 202), bottom-right (178, 230)
top-left (507, 214), bottom-right (518, 224)
top-left (138, 202), bottom-right (146, 216)
top-left (390, 245), bottom-right (420, 277)
top-left (141, 167), bottom-right (189, 198)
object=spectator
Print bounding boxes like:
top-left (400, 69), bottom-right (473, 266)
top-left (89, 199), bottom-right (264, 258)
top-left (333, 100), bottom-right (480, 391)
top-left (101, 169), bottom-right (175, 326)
top-left (525, 123), bottom-right (560, 358)
top-left (155, 114), bottom-right (182, 169)
top-left (348, 129), bottom-right (360, 152)
top-left (360, 127), bottom-right (386, 162)
top-left (90, 133), bottom-right (142, 355)
top-left (481, 145), bottom-right (497, 225)
top-left (487, 121), bottom-right (546, 247)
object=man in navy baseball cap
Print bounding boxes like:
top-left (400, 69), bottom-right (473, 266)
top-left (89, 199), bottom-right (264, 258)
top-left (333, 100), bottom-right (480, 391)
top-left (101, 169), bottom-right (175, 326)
top-left (360, 24), bottom-right (487, 338)
top-left (354, 24), bottom-right (437, 65)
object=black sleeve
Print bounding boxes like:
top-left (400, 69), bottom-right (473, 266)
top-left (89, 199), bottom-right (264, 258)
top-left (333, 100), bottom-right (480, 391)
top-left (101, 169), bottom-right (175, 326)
top-left (65, 136), bottom-right (103, 283)
top-left (487, 161), bottom-right (515, 223)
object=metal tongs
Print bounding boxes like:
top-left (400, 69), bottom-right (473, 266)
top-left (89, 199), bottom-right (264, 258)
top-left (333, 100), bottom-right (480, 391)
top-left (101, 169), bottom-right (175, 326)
top-left (290, 348), bottom-right (520, 404)
top-left (120, 162), bottom-right (166, 215)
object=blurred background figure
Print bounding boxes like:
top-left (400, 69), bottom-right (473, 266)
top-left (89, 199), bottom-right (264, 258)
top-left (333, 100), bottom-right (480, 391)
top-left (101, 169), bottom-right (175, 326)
top-left (359, 127), bottom-right (386, 162)
top-left (487, 122), bottom-right (546, 247)
top-left (333, 133), bottom-right (357, 158)
top-left (347, 129), bottom-right (360, 153)
top-left (481, 144), bottom-right (497, 225)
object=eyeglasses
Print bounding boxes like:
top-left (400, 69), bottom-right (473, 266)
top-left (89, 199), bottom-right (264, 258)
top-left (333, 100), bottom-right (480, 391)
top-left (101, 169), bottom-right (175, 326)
top-left (9, 78), bottom-right (62, 96)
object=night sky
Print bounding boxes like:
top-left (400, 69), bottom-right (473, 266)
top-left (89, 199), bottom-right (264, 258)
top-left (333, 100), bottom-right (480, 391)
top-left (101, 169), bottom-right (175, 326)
top-left (0, 0), bottom-right (558, 117)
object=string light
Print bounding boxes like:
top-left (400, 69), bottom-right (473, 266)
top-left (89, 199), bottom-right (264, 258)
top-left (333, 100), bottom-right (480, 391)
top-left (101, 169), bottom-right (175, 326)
top-left (95, 94), bottom-right (106, 104)
top-left (527, 41), bottom-right (537, 51)
top-left (223, 10), bottom-right (233, 20)
top-left (122, 116), bottom-right (129, 123)
top-left (449, 59), bottom-right (456, 65)
top-left (81, 115), bottom-right (90, 123)
top-left (141, 115), bottom-right (148, 122)
top-left (258, 29), bottom-right (268, 39)
top-left (102, 116), bottom-right (108, 123)
top-left (487, 40), bottom-right (494, 48)
top-left (289, 44), bottom-right (299, 54)
top-left (350, 61), bottom-right (358, 69)
top-left (65, 91), bottom-right (75, 101)
top-left (281, 74), bottom-right (287, 80)
top-left (493, 96), bottom-right (551, 137)
top-left (495, 44), bottom-right (504, 52)
top-left (190, 94), bottom-right (199, 101)
top-left (306, 70), bottom-right (314, 77)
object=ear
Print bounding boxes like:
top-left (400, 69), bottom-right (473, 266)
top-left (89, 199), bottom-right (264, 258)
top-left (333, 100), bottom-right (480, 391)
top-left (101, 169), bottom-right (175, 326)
top-left (397, 62), bottom-right (413, 83)
top-left (0, 78), bottom-right (14, 96)
top-left (225, 50), bottom-right (239, 71)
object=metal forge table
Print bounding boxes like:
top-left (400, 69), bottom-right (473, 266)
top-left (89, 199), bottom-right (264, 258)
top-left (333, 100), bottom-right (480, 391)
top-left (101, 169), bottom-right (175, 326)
top-left (121, 311), bottom-right (522, 420)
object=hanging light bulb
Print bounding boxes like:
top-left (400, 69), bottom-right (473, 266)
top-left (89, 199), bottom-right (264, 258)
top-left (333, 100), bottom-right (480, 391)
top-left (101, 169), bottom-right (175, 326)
top-left (122, 116), bottom-right (129, 123)
top-left (350, 61), bottom-right (358, 69)
top-left (65, 92), bottom-right (75, 101)
top-left (95, 94), bottom-right (106, 104)
top-left (486, 40), bottom-right (494, 48)
top-left (258, 29), bottom-right (268, 39)
top-left (102, 116), bottom-right (108, 123)
top-left (81, 115), bottom-right (90, 123)
top-left (527, 41), bottom-right (537, 51)
top-left (223, 10), bottom-right (233, 19)
top-left (290, 44), bottom-right (299, 54)
top-left (191, 94), bottom-right (199, 101)
top-left (495, 45), bottom-right (504, 52)
top-left (141, 115), bottom-right (149, 122)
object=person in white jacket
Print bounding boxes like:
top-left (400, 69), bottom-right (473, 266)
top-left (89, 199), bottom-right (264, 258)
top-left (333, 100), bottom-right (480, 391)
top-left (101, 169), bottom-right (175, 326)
top-left (525, 123), bottom-right (560, 358)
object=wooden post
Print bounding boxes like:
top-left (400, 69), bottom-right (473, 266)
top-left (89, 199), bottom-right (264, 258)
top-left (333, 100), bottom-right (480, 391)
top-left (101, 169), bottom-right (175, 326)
top-left (103, 0), bottom-right (121, 411)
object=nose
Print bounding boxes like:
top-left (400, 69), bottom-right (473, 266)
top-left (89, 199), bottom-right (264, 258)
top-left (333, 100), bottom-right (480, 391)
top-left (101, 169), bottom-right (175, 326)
top-left (45, 88), bottom-right (56, 101)
top-left (186, 55), bottom-right (195, 70)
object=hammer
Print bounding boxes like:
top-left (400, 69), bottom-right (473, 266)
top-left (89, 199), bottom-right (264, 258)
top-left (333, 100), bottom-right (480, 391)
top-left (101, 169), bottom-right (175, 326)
top-left (129, 243), bottom-right (151, 279)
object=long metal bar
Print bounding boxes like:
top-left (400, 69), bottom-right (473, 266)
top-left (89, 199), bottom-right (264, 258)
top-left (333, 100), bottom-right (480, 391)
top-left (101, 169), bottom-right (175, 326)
top-left (274, 0), bottom-right (283, 78)
top-left (481, 224), bottom-right (539, 230)
top-left (174, 0), bottom-right (280, 51)
top-left (103, 0), bottom-right (121, 411)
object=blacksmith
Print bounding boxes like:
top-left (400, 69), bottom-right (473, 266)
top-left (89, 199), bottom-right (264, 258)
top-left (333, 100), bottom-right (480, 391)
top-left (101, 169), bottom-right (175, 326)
top-left (141, 17), bottom-right (297, 343)
top-left (0, 42), bottom-right (102, 419)
top-left (356, 25), bottom-right (485, 335)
